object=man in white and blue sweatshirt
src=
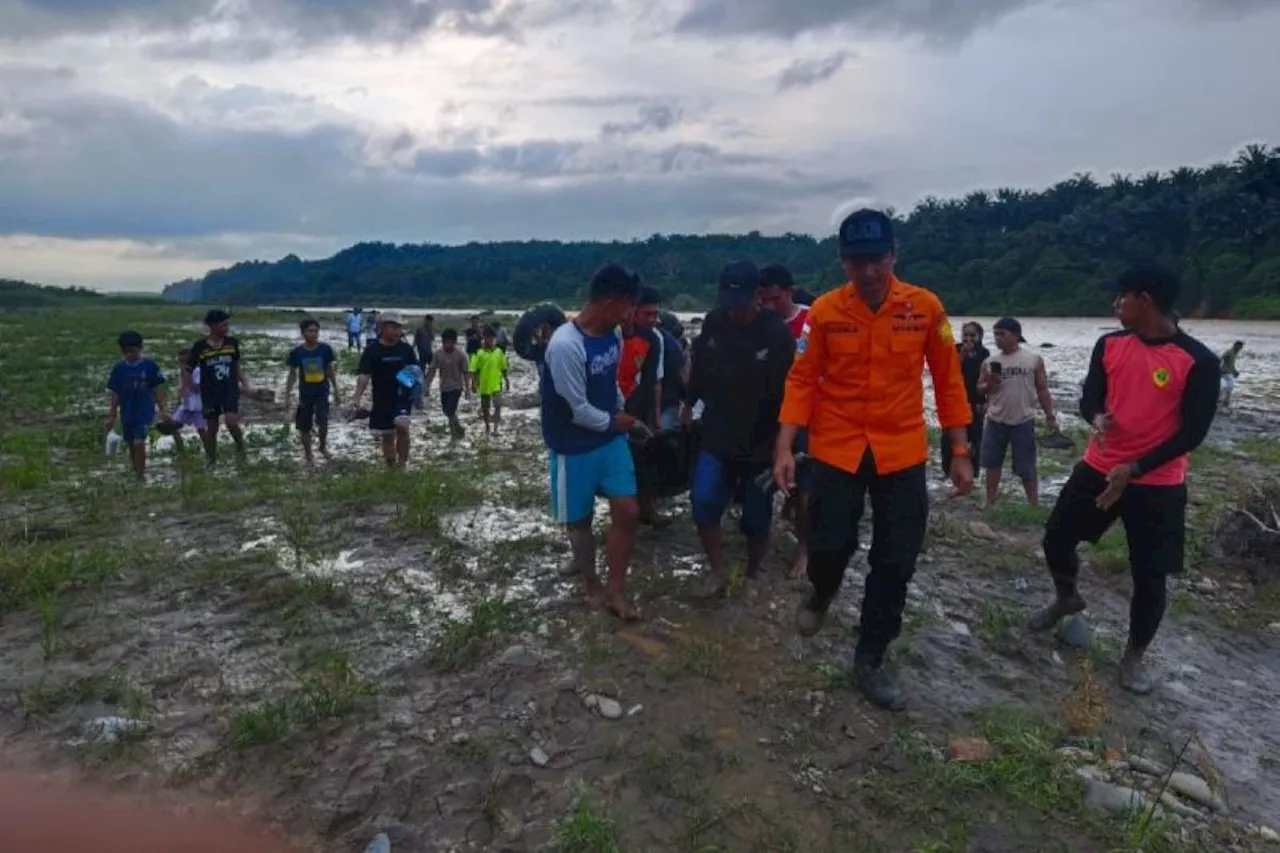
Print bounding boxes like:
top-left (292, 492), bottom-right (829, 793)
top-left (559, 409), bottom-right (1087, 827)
top-left (541, 263), bottom-right (649, 621)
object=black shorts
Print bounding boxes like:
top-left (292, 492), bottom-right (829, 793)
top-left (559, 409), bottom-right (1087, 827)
top-left (295, 395), bottom-right (330, 432)
top-left (441, 389), bottom-right (463, 418)
top-left (202, 387), bottom-right (240, 419)
top-left (1046, 462), bottom-right (1188, 578)
top-left (369, 405), bottom-right (411, 434)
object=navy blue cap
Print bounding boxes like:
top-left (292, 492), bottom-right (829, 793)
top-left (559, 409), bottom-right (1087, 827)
top-left (718, 261), bottom-right (761, 309)
top-left (1101, 262), bottom-right (1181, 311)
top-left (838, 209), bottom-right (895, 259)
top-left (993, 317), bottom-right (1027, 343)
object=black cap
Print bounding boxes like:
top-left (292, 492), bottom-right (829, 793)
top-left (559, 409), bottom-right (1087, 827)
top-left (838, 209), bottom-right (895, 259)
top-left (993, 317), bottom-right (1027, 343)
top-left (1102, 262), bottom-right (1181, 312)
top-left (204, 308), bottom-right (231, 326)
top-left (117, 330), bottom-right (143, 349)
top-left (718, 261), bottom-right (761, 309)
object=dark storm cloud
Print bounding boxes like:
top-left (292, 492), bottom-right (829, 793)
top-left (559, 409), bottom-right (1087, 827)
top-left (674, 0), bottom-right (1036, 40)
top-left (776, 51), bottom-right (852, 92)
top-left (672, 0), bottom-right (1280, 40)
top-left (0, 0), bottom-right (528, 45)
top-left (600, 104), bottom-right (682, 138)
top-left (0, 90), bottom-right (865, 245)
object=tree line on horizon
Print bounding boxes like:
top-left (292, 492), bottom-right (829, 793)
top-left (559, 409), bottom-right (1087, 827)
top-left (50, 146), bottom-right (1280, 318)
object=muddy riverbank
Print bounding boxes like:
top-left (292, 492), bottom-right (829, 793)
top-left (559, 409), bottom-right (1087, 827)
top-left (2, 306), bottom-right (1278, 852)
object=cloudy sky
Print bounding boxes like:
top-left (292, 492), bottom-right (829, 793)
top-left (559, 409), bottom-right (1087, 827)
top-left (2, 0), bottom-right (1279, 291)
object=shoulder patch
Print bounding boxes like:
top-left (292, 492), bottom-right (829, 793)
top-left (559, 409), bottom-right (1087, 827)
top-left (936, 315), bottom-right (954, 343)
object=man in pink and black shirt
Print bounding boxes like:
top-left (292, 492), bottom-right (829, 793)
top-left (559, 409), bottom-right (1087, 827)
top-left (1028, 262), bottom-right (1220, 695)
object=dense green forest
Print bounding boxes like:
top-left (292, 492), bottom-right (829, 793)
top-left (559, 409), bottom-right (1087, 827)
top-left (145, 143), bottom-right (1273, 319)
top-left (0, 279), bottom-right (105, 309)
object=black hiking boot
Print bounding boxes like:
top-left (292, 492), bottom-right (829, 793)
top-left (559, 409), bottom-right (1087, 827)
top-left (1119, 646), bottom-right (1154, 695)
top-left (795, 594), bottom-right (829, 637)
top-left (1027, 592), bottom-right (1087, 632)
top-left (853, 660), bottom-right (906, 712)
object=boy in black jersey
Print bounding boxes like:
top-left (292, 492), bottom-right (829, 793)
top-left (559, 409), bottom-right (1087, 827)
top-left (284, 318), bottom-right (339, 463)
top-left (187, 309), bottom-right (251, 465)
top-left (351, 312), bottom-right (419, 469)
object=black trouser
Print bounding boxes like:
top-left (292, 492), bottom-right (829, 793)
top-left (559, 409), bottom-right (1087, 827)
top-left (1043, 462), bottom-right (1187, 651)
top-left (940, 404), bottom-right (983, 476)
top-left (807, 450), bottom-right (929, 668)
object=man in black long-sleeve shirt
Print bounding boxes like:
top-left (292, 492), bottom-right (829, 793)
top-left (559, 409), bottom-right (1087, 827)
top-left (681, 262), bottom-right (795, 597)
top-left (1028, 263), bottom-right (1219, 695)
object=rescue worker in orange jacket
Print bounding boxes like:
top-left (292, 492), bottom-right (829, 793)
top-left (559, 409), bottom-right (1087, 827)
top-left (772, 209), bottom-right (975, 711)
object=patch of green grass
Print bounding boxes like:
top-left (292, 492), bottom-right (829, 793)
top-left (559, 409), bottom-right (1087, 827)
top-left (228, 652), bottom-right (375, 748)
top-left (1233, 435), bottom-right (1280, 467)
top-left (1087, 528), bottom-right (1129, 574)
top-left (429, 597), bottom-right (524, 671)
top-left (657, 638), bottom-right (724, 681)
top-left (553, 788), bottom-right (623, 853)
top-left (815, 661), bottom-right (853, 691)
top-left (1080, 632), bottom-right (1122, 671)
top-left (985, 501), bottom-right (1050, 527)
top-left (20, 670), bottom-right (153, 722)
top-left (976, 601), bottom-right (1022, 646)
top-left (1169, 588), bottom-right (1196, 616)
top-left (398, 468), bottom-right (486, 532)
top-left (229, 699), bottom-right (293, 748)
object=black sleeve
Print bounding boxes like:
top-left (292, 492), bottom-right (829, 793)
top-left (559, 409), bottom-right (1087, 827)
top-left (766, 323), bottom-right (796, 407)
top-left (687, 332), bottom-right (707, 406)
top-left (186, 343), bottom-right (201, 372)
top-left (1078, 335), bottom-right (1109, 424)
top-left (642, 331), bottom-right (661, 383)
top-left (357, 345), bottom-right (374, 376)
top-left (1133, 347), bottom-right (1221, 476)
top-left (404, 343), bottom-right (419, 367)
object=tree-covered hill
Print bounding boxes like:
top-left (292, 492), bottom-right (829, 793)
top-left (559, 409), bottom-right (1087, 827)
top-left (158, 143), bottom-right (1280, 318)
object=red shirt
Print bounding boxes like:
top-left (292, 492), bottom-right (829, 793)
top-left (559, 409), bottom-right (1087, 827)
top-left (785, 305), bottom-right (810, 340)
top-left (618, 333), bottom-right (651, 400)
top-left (1080, 330), bottom-right (1220, 486)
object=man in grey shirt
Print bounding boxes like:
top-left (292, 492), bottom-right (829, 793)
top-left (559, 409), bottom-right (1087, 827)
top-left (425, 328), bottom-right (472, 439)
top-left (977, 317), bottom-right (1058, 507)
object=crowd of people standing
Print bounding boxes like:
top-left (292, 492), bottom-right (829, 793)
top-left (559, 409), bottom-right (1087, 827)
top-left (102, 207), bottom-right (1251, 712)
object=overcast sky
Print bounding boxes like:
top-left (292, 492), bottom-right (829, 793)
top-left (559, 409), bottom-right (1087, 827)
top-left (2, 0), bottom-right (1279, 291)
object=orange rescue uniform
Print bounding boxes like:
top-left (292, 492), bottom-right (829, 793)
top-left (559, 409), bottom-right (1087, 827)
top-left (779, 276), bottom-right (972, 475)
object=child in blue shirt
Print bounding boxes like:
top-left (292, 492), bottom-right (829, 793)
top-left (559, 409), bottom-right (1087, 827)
top-left (106, 331), bottom-right (168, 479)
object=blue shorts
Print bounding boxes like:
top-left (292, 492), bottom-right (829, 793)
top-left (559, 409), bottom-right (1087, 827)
top-left (549, 436), bottom-right (637, 525)
top-left (122, 421), bottom-right (152, 444)
top-left (794, 428), bottom-right (813, 492)
top-left (690, 451), bottom-right (773, 537)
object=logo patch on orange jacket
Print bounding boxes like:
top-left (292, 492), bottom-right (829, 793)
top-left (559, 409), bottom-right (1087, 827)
top-left (937, 316), bottom-right (954, 342)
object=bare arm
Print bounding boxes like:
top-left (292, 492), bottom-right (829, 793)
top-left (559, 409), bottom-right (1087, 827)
top-left (1034, 357), bottom-right (1057, 426)
top-left (327, 361), bottom-right (341, 404)
top-left (976, 360), bottom-right (993, 396)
